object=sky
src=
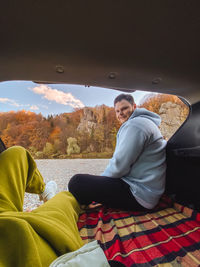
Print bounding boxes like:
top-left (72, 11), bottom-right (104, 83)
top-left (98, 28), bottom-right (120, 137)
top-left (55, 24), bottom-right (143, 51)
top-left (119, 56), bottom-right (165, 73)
top-left (0, 81), bottom-right (151, 116)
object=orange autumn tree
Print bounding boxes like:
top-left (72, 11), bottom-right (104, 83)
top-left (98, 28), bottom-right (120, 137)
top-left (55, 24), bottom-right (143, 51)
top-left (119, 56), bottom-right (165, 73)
top-left (139, 93), bottom-right (188, 115)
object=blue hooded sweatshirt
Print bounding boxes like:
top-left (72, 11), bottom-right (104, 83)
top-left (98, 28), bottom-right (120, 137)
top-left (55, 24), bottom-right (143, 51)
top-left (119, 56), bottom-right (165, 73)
top-left (102, 108), bottom-right (167, 209)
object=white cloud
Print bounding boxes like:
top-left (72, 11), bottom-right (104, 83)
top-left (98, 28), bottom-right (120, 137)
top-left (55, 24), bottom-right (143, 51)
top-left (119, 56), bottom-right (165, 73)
top-left (0, 97), bottom-right (20, 107)
top-left (30, 85), bottom-right (85, 109)
top-left (39, 104), bottom-right (48, 109)
top-left (30, 105), bottom-right (39, 110)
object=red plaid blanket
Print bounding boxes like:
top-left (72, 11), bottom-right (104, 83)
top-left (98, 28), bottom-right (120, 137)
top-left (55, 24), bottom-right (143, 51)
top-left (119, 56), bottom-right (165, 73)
top-left (78, 197), bottom-right (200, 266)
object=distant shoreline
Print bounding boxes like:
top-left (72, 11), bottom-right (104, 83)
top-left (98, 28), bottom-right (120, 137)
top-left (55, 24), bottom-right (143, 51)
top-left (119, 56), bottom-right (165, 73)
top-left (34, 152), bottom-right (113, 160)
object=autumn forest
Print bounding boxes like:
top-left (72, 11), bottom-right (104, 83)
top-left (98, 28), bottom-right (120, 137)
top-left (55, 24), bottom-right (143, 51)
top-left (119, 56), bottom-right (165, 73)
top-left (0, 94), bottom-right (188, 159)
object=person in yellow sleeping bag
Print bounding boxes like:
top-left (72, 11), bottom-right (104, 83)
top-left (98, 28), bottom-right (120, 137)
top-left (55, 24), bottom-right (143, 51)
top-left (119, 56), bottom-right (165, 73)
top-left (0, 146), bottom-right (83, 267)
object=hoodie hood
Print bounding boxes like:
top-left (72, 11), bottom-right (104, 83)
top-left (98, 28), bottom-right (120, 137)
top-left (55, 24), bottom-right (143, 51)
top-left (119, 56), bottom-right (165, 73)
top-left (129, 108), bottom-right (161, 127)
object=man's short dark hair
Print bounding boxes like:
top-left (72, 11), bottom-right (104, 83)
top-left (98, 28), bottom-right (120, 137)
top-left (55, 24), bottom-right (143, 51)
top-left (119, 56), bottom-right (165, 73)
top-left (114, 94), bottom-right (135, 106)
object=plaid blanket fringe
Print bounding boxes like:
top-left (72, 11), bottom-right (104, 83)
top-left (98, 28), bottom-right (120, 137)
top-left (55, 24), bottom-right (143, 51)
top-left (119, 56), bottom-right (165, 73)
top-left (78, 196), bottom-right (200, 266)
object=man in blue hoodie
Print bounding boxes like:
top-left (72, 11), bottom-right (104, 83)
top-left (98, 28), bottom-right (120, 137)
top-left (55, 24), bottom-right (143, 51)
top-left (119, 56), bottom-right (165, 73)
top-left (68, 94), bottom-right (167, 210)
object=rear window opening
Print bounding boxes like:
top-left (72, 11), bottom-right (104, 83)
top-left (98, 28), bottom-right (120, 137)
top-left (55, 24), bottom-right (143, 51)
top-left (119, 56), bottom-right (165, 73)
top-left (0, 80), bottom-right (189, 159)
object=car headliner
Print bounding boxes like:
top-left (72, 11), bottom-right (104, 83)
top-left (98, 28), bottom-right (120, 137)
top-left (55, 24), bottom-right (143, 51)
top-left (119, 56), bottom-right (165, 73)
top-left (0, 1), bottom-right (200, 103)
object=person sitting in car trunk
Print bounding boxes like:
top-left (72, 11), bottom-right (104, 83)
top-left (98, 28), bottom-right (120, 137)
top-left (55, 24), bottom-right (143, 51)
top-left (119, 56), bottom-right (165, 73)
top-left (68, 94), bottom-right (167, 211)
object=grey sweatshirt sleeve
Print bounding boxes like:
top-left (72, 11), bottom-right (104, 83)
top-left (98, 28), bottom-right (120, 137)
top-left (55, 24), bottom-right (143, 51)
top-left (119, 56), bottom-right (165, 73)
top-left (102, 122), bottom-right (148, 178)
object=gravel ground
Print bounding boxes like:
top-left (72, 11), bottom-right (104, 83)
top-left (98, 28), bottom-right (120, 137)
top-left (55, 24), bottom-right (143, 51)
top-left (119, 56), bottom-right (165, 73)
top-left (23, 159), bottom-right (109, 211)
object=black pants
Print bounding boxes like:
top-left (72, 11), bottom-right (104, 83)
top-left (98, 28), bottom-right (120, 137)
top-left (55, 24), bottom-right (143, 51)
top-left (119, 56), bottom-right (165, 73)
top-left (68, 174), bottom-right (146, 211)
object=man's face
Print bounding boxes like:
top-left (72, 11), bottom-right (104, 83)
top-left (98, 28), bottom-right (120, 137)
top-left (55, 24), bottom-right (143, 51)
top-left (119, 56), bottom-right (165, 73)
top-left (115, 99), bottom-right (136, 124)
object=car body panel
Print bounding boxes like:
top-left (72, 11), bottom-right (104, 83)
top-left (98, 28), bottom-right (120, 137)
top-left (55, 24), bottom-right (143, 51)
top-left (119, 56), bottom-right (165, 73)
top-left (166, 101), bottom-right (200, 208)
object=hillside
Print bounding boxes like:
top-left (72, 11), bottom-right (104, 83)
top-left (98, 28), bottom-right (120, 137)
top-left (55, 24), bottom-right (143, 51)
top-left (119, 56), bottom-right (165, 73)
top-left (0, 94), bottom-right (189, 158)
